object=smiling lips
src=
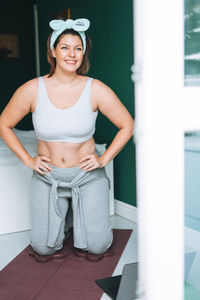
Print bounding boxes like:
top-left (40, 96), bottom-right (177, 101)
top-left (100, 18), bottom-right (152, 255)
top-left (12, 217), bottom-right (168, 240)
top-left (65, 60), bottom-right (77, 64)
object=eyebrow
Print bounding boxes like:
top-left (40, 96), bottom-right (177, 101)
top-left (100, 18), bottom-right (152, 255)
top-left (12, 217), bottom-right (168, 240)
top-left (60, 43), bottom-right (82, 47)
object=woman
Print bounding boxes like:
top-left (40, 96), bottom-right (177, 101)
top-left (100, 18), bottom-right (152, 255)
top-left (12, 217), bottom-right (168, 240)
top-left (0, 18), bottom-right (134, 263)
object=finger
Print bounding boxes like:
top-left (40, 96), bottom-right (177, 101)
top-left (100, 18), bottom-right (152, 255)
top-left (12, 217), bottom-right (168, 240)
top-left (39, 165), bottom-right (50, 172)
top-left (80, 163), bottom-right (95, 171)
top-left (79, 160), bottom-right (94, 168)
top-left (79, 162), bottom-right (89, 168)
top-left (84, 165), bottom-right (96, 172)
top-left (80, 159), bottom-right (100, 168)
top-left (41, 162), bottom-right (52, 171)
top-left (36, 167), bottom-right (46, 175)
top-left (40, 156), bottom-right (51, 162)
top-left (45, 165), bottom-right (52, 171)
top-left (79, 155), bottom-right (92, 163)
top-left (39, 162), bottom-right (51, 172)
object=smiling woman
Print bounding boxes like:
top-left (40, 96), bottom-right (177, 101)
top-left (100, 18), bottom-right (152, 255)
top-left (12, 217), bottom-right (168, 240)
top-left (52, 35), bottom-right (84, 73)
top-left (0, 17), bottom-right (134, 263)
top-left (47, 20), bottom-right (91, 77)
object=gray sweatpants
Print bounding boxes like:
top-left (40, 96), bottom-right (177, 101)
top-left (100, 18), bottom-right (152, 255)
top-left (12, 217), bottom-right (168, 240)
top-left (30, 164), bottom-right (113, 256)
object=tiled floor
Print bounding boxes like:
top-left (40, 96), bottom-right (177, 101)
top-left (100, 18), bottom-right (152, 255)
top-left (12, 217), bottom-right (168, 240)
top-left (0, 214), bottom-right (137, 300)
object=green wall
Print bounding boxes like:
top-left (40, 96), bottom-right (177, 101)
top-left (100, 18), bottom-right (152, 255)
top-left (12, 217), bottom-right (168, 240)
top-left (37, 0), bottom-right (136, 206)
top-left (0, 1), bottom-right (36, 129)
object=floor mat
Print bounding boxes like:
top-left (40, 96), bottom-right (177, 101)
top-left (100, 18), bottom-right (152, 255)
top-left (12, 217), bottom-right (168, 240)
top-left (0, 229), bottom-right (133, 300)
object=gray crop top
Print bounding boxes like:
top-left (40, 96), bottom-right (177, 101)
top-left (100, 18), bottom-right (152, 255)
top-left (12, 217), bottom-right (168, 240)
top-left (32, 77), bottom-right (98, 143)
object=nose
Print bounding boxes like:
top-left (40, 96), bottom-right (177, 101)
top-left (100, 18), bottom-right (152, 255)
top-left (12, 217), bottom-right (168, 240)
top-left (69, 48), bottom-right (75, 57)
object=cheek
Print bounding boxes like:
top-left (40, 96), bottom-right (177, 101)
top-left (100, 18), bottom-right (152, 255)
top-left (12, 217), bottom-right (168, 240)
top-left (78, 58), bottom-right (84, 68)
top-left (78, 53), bottom-right (84, 62)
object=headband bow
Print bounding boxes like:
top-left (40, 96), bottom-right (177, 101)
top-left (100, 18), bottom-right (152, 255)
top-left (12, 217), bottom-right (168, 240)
top-left (49, 18), bottom-right (90, 53)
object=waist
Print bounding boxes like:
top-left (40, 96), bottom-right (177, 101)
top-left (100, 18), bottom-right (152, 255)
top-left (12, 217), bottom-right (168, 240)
top-left (37, 137), bottom-right (96, 168)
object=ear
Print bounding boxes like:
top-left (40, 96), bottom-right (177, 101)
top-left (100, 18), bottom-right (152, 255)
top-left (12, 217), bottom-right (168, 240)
top-left (52, 47), bottom-right (56, 58)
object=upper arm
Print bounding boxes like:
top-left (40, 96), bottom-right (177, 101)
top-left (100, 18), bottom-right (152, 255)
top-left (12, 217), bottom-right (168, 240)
top-left (91, 79), bottom-right (134, 130)
top-left (0, 78), bottom-right (38, 129)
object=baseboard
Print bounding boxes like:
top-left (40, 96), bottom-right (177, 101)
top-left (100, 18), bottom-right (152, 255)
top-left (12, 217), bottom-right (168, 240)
top-left (185, 226), bottom-right (200, 252)
top-left (114, 199), bottom-right (137, 223)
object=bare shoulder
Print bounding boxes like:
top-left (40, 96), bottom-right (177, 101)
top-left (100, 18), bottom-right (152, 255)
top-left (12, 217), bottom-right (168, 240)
top-left (91, 78), bottom-right (120, 107)
top-left (15, 77), bottom-right (38, 97)
top-left (0, 77), bottom-right (40, 127)
top-left (90, 78), bottom-right (133, 129)
top-left (91, 78), bottom-right (113, 93)
top-left (7, 77), bottom-right (39, 114)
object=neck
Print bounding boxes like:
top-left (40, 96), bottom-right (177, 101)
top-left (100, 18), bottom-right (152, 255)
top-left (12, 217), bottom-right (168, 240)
top-left (52, 69), bottom-right (78, 85)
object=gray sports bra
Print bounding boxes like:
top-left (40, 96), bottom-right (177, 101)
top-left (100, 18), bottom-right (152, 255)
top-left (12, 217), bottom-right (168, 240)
top-left (32, 77), bottom-right (98, 143)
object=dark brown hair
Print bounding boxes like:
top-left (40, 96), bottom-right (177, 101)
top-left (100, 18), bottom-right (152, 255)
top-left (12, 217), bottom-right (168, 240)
top-left (47, 29), bottom-right (91, 77)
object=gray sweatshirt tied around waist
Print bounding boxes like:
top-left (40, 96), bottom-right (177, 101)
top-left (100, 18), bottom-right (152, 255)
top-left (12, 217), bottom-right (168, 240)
top-left (32, 167), bottom-right (109, 249)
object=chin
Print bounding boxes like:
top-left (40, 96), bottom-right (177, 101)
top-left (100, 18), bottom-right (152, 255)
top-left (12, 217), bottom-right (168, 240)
top-left (62, 66), bottom-right (78, 73)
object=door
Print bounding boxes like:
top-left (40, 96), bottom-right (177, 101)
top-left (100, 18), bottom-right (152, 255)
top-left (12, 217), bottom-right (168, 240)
top-left (132, 0), bottom-right (196, 299)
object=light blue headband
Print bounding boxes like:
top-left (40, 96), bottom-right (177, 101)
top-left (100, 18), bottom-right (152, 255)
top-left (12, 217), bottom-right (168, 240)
top-left (49, 18), bottom-right (90, 54)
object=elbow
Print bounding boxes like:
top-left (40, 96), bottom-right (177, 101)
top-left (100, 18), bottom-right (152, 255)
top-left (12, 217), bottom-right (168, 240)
top-left (131, 119), bottom-right (134, 136)
top-left (0, 118), bottom-right (3, 137)
top-left (121, 119), bottom-right (134, 140)
top-left (0, 118), bottom-right (9, 138)
top-left (0, 125), bottom-right (4, 138)
top-left (127, 118), bottom-right (134, 139)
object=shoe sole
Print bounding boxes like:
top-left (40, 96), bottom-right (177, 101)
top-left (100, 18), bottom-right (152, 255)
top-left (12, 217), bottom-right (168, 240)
top-left (28, 246), bottom-right (68, 263)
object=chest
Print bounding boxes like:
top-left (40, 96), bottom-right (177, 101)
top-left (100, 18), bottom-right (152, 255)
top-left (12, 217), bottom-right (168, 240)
top-left (46, 86), bottom-right (84, 109)
top-left (32, 77), bottom-right (98, 113)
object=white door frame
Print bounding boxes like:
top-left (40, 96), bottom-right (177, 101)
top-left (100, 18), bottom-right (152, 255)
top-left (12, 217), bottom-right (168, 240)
top-left (133, 0), bottom-right (191, 299)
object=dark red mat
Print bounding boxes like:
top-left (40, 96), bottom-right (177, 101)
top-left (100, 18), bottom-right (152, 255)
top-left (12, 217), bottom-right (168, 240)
top-left (0, 229), bottom-right (132, 300)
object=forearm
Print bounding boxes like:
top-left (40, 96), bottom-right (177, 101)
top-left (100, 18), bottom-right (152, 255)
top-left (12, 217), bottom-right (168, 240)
top-left (100, 123), bottom-right (134, 166)
top-left (0, 127), bottom-right (32, 164)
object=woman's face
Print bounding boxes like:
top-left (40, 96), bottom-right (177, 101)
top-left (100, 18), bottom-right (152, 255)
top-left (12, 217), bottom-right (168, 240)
top-left (52, 34), bottom-right (84, 73)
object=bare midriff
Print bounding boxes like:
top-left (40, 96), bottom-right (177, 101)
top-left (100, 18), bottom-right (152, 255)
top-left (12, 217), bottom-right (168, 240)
top-left (37, 137), bottom-right (96, 168)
